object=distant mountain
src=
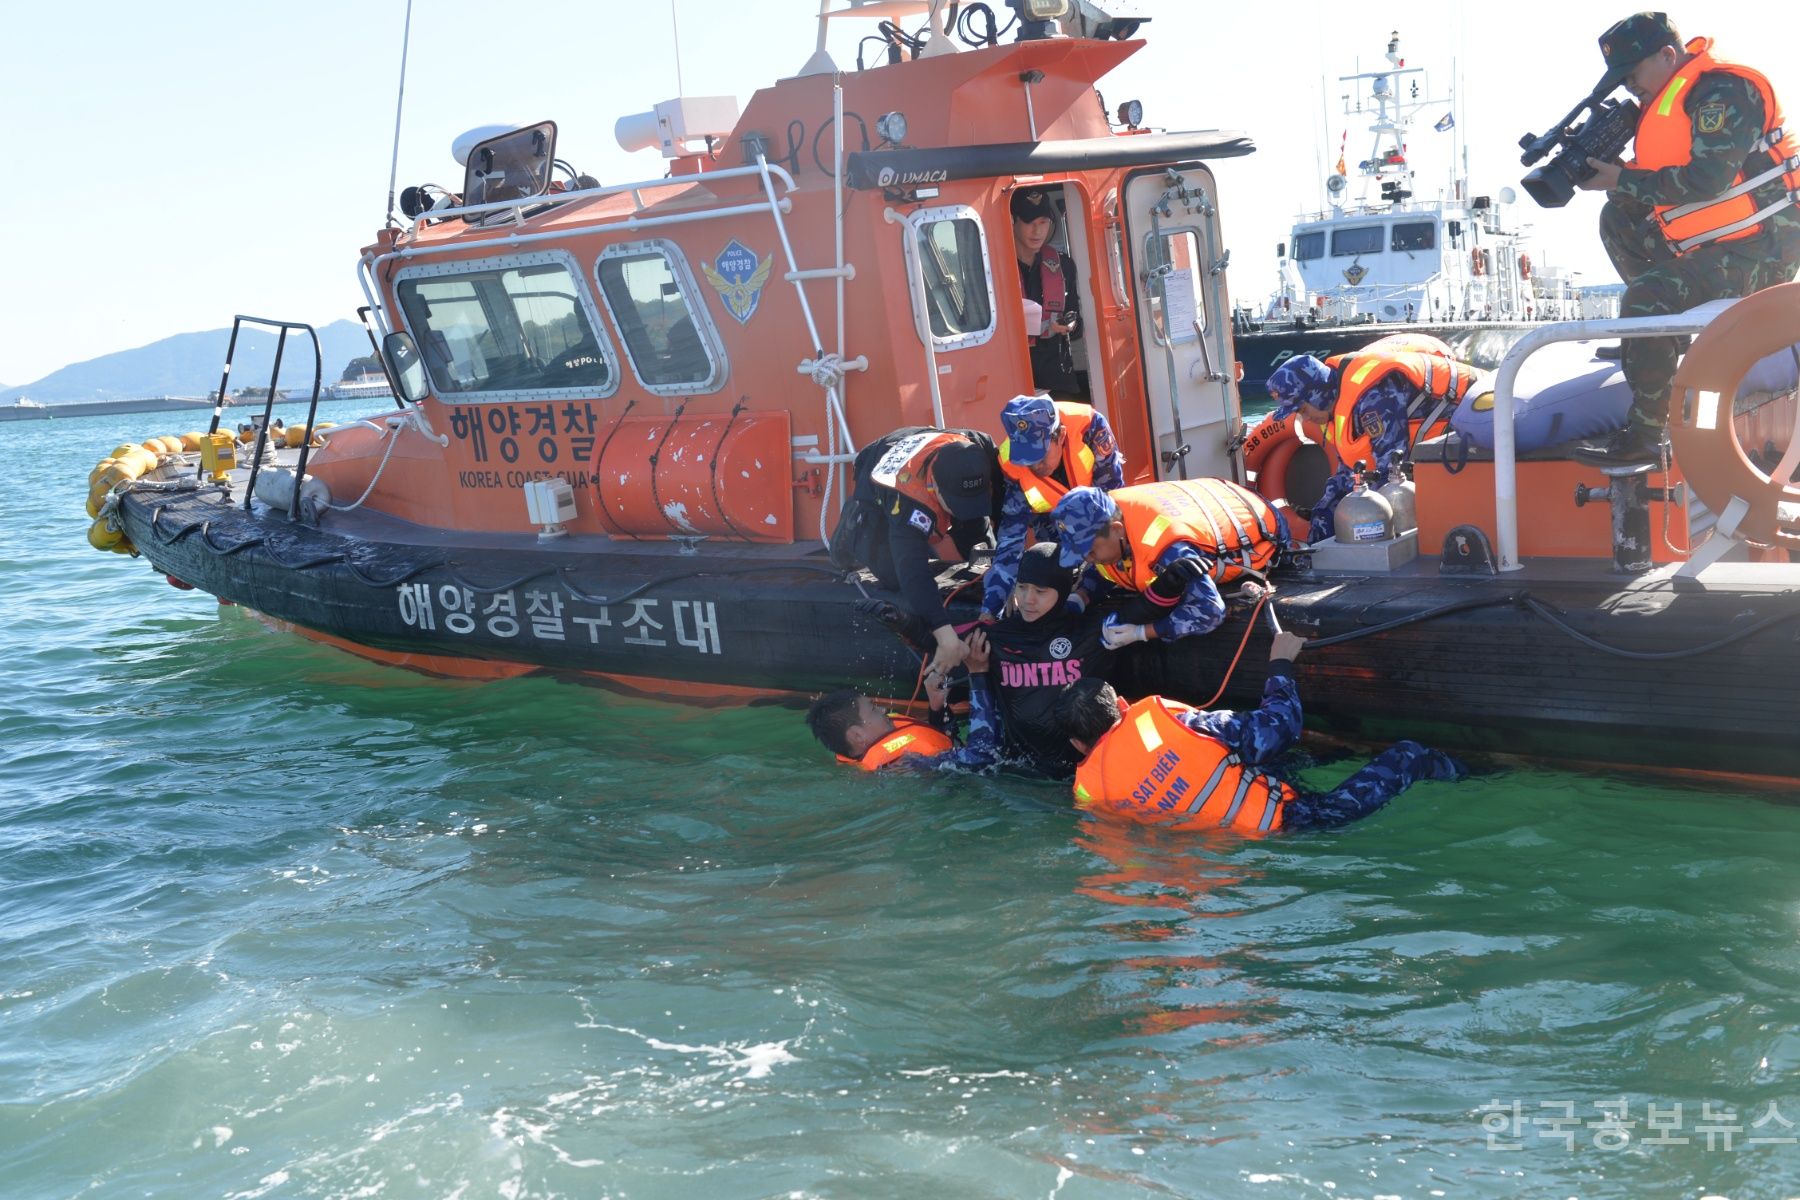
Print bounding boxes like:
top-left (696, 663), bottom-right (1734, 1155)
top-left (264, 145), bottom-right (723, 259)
top-left (1, 320), bottom-right (375, 405)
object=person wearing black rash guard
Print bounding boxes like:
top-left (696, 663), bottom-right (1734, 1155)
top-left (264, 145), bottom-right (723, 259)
top-left (969, 541), bottom-right (1113, 778)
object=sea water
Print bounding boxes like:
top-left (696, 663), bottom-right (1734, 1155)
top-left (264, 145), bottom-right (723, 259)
top-left (3, 405), bottom-right (1798, 1200)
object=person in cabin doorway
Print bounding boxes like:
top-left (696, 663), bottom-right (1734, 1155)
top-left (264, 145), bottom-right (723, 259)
top-left (806, 657), bottom-right (999, 773)
top-left (968, 542), bottom-right (1114, 778)
top-left (1050, 479), bottom-right (1289, 651)
top-left (1055, 632), bottom-right (1467, 833)
top-left (1576, 12), bottom-right (1800, 463)
top-left (830, 426), bottom-right (1002, 680)
top-left (1264, 341), bottom-right (1477, 542)
top-left (1013, 187), bottom-right (1089, 400)
top-left (980, 394), bottom-right (1125, 624)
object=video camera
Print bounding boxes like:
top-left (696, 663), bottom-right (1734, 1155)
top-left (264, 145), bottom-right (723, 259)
top-left (1518, 92), bottom-right (1641, 208)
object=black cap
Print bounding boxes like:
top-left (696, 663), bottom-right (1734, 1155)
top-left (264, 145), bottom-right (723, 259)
top-left (1597, 12), bottom-right (1681, 91)
top-left (1016, 541), bottom-right (1075, 604)
top-left (1010, 188), bottom-right (1056, 225)
top-left (930, 440), bottom-right (995, 521)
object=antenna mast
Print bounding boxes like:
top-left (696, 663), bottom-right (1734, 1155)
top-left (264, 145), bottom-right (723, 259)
top-left (383, 0), bottom-right (415, 229)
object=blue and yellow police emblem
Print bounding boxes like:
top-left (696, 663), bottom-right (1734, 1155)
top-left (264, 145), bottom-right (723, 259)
top-left (702, 239), bottom-right (774, 324)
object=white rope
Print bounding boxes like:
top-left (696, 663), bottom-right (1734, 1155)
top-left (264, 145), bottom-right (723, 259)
top-left (803, 353), bottom-right (848, 390)
top-left (325, 421), bottom-right (406, 512)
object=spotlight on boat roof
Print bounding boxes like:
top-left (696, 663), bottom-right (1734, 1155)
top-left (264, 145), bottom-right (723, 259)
top-left (1116, 99), bottom-right (1143, 129)
top-left (876, 111), bottom-right (908, 146)
top-left (1009, 0), bottom-right (1070, 40)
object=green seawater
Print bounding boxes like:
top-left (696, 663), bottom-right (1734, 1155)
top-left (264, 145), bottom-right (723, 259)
top-left (3, 404), bottom-right (1799, 1200)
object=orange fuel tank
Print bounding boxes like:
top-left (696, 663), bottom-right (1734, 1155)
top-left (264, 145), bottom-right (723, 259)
top-left (590, 410), bottom-right (793, 542)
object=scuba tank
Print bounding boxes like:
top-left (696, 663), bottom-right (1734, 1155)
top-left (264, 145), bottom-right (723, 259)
top-left (1378, 466), bottom-right (1417, 534)
top-left (1334, 461), bottom-right (1396, 543)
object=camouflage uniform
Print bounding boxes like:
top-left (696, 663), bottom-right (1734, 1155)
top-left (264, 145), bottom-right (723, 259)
top-left (1602, 70), bottom-right (1800, 437)
top-left (1179, 666), bottom-right (1467, 831)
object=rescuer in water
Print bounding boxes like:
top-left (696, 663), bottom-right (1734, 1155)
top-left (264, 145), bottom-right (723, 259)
top-left (805, 649), bottom-right (1000, 772)
top-left (1050, 480), bottom-right (1289, 650)
top-left (1055, 632), bottom-right (1467, 833)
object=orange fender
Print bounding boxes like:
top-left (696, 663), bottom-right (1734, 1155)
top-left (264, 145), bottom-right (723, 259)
top-left (1669, 281), bottom-right (1800, 550)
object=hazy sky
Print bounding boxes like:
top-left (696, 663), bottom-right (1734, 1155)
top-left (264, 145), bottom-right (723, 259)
top-left (0, 1), bottom-right (1787, 385)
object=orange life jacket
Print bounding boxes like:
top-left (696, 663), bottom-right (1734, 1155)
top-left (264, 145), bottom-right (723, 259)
top-left (1094, 479), bottom-right (1282, 592)
top-left (1320, 348), bottom-right (1478, 470)
top-left (840, 717), bottom-right (955, 771)
top-left (869, 429), bottom-right (966, 535)
top-left (1631, 38), bottom-right (1800, 254)
top-left (999, 402), bottom-right (1100, 514)
top-left (1073, 695), bottom-right (1294, 833)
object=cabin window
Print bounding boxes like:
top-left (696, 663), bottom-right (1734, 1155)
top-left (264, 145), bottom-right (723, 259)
top-left (1331, 226), bottom-right (1384, 257)
top-left (1141, 226), bottom-right (1208, 347)
top-left (902, 206), bottom-right (996, 350)
top-left (394, 252), bottom-right (617, 397)
top-left (1392, 222), bottom-right (1436, 252)
top-left (1292, 231), bottom-right (1326, 262)
top-left (595, 241), bottom-right (726, 393)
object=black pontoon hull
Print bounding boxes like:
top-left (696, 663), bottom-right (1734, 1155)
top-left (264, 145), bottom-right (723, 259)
top-left (119, 488), bottom-right (1800, 784)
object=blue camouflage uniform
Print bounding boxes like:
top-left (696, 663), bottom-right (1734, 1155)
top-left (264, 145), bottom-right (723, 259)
top-left (1186, 659), bottom-right (1466, 829)
top-left (1068, 542), bottom-right (1228, 642)
top-left (1267, 355), bottom-right (1416, 543)
top-left (981, 409), bottom-right (1125, 618)
top-left (888, 673), bottom-right (1003, 774)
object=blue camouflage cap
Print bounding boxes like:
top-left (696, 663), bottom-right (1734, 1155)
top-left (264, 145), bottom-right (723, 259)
top-left (1000, 394), bottom-right (1059, 466)
top-left (1266, 355), bottom-right (1333, 418)
top-left (1051, 486), bottom-right (1121, 567)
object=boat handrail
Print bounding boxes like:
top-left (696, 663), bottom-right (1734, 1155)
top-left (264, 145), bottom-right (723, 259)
top-left (1489, 305), bottom-right (1731, 571)
top-left (414, 161), bottom-right (801, 231)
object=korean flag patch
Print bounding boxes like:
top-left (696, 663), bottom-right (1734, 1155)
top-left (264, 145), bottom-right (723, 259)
top-left (908, 508), bottom-right (935, 534)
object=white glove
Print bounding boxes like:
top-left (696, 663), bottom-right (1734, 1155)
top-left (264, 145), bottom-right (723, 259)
top-left (1101, 619), bottom-right (1148, 650)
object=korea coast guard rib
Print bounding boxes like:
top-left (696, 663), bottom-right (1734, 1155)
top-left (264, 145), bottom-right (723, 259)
top-left (82, 2), bottom-right (1800, 785)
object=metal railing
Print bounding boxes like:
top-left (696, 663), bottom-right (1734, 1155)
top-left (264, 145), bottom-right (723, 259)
top-left (1488, 303), bottom-right (1733, 570)
top-left (205, 316), bottom-right (324, 520)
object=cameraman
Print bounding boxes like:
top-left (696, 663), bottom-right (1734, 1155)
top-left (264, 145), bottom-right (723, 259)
top-left (1577, 12), bottom-right (1800, 462)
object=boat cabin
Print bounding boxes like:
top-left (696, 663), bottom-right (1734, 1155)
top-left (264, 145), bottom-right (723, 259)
top-left (326, 19), bottom-right (1253, 549)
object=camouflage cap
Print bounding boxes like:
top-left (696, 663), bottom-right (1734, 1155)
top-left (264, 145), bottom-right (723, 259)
top-left (1597, 12), bottom-right (1681, 91)
top-left (1051, 487), bottom-right (1121, 568)
top-left (1000, 394), bottom-right (1060, 466)
top-left (1266, 354), bottom-right (1333, 419)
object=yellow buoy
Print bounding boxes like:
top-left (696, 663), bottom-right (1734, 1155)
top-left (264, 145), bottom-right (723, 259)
top-left (180, 431), bottom-right (206, 451)
top-left (87, 518), bottom-right (124, 551)
top-left (284, 424), bottom-right (306, 448)
top-left (89, 458), bottom-right (118, 486)
top-left (111, 443), bottom-right (140, 460)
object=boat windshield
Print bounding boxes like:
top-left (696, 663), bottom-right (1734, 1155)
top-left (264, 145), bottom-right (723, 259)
top-left (396, 258), bottom-right (613, 396)
top-left (1331, 227), bottom-right (1384, 257)
top-left (1392, 222), bottom-right (1436, 252)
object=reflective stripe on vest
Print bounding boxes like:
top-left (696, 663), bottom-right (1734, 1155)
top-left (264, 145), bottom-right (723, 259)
top-left (998, 402), bottom-right (1101, 513)
top-left (850, 718), bottom-right (955, 771)
top-left (1072, 695), bottom-right (1292, 833)
top-left (1321, 349), bottom-right (1475, 470)
top-left (1098, 479), bottom-right (1281, 593)
top-left (870, 429), bottom-right (965, 532)
top-left (1632, 39), bottom-right (1800, 254)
